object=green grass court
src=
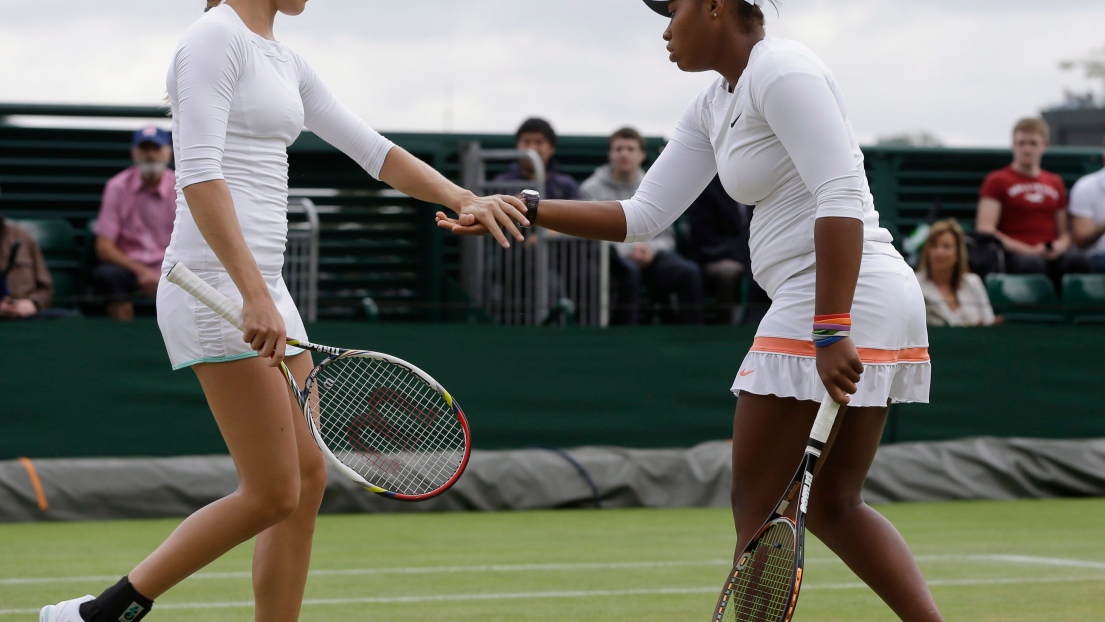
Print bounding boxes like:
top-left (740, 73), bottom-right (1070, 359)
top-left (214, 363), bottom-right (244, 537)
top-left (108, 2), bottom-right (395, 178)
top-left (2, 499), bottom-right (1104, 621)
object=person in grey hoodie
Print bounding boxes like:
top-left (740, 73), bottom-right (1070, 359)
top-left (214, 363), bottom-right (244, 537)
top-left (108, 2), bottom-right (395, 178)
top-left (581, 127), bottom-right (703, 324)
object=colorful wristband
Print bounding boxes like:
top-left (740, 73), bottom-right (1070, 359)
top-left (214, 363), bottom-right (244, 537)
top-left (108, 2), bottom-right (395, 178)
top-left (813, 313), bottom-right (851, 348)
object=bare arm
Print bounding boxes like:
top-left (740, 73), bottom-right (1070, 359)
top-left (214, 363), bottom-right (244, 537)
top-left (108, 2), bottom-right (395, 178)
top-left (1051, 208), bottom-right (1073, 255)
top-left (378, 147), bottom-right (528, 248)
top-left (814, 217), bottom-right (865, 405)
top-left (527, 199), bottom-right (628, 241)
top-left (436, 198), bottom-right (628, 243)
top-left (976, 197), bottom-right (1041, 256)
top-left (183, 179), bottom-right (286, 364)
top-left (96, 237), bottom-right (149, 276)
top-left (1072, 214), bottom-right (1105, 249)
top-left (814, 218), bottom-right (862, 316)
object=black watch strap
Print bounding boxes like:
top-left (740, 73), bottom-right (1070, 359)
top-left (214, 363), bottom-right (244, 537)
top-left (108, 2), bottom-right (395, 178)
top-left (521, 189), bottom-right (540, 228)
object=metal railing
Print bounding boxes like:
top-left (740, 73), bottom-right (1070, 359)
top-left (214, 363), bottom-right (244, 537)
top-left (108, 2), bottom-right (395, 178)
top-left (459, 142), bottom-right (609, 326)
top-left (284, 197), bottom-right (320, 323)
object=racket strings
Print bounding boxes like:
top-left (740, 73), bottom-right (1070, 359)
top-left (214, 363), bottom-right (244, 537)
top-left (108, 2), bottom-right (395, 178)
top-left (724, 521), bottom-right (797, 622)
top-left (317, 359), bottom-right (462, 494)
top-left (331, 360), bottom-right (463, 492)
top-left (309, 356), bottom-right (466, 495)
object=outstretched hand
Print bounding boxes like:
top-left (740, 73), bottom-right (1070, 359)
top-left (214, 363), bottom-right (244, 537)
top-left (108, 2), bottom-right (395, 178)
top-left (445, 194), bottom-right (528, 248)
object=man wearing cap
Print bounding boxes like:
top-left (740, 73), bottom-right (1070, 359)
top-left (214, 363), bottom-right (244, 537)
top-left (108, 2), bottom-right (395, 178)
top-left (93, 126), bottom-right (176, 320)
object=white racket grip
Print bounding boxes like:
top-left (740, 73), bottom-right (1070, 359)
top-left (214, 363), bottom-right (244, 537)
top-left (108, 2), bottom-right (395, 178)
top-left (166, 262), bottom-right (246, 332)
top-left (810, 394), bottom-right (842, 444)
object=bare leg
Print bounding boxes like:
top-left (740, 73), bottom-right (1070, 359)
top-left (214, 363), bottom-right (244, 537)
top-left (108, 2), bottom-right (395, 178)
top-left (252, 352), bottom-right (328, 622)
top-left (127, 354), bottom-right (311, 599)
top-left (805, 404), bottom-right (942, 622)
top-left (730, 394), bottom-right (816, 553)
top-left (729, 393), bottom-right (943, 622)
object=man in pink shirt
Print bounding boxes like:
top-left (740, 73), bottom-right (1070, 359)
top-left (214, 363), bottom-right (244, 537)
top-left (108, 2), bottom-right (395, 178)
top-left (94, 126), bottom-right (176, 320)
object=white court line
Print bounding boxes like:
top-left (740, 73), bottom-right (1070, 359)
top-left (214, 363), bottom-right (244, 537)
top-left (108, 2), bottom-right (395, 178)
top-left (3, 554), bottom-right (1105, 586)
top-left (3, 575), bottom-right (1104, 616)
top-left (0, 560), bottom-right (730, 586)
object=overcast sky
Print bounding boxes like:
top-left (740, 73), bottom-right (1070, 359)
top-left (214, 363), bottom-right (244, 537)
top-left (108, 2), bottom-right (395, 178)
top-left (1, 0), bottom-right (1102, 146)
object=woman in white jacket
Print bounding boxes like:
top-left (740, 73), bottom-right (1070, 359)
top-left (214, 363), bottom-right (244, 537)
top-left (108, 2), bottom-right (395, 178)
top-left (39, 1), bottom-right (527, 621)
top-left (440, 1), bottom-right (943, 619)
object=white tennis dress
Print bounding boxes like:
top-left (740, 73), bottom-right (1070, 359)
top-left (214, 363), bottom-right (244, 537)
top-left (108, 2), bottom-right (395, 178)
top-left (157, 4), bottom-right (394, 370)
top-left (620, 36), bottom-right (929, 406)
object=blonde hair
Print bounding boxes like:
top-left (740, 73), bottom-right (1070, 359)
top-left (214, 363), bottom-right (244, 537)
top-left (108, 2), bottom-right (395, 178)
top-left (205, 0), bottom-right (222, 11)
top-left (1013, 117), bottom-right (1050, 143)
top-left (919, 219), bottom-right (970, 291)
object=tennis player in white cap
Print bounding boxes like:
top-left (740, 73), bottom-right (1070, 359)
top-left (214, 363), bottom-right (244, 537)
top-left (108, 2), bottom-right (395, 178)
top-left (440, 1), bottom-right (943, 619)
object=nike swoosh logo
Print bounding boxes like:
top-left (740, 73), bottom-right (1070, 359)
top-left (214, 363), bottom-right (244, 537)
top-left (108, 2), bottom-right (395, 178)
top-left (739, 369), bottom-right (755, 377)
top-left (730, 113), bottom-right (742, 128)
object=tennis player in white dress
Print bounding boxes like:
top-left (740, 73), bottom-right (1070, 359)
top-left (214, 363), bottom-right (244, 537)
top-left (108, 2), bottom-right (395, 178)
top-left (39, 1), bottom-right (528, 621)
top-left (439, 1), bottom-right (943, 619)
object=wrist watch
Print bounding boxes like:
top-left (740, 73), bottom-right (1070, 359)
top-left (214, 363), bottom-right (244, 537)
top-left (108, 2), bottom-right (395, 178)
top-left (520, 189), bottom-right (540, 228)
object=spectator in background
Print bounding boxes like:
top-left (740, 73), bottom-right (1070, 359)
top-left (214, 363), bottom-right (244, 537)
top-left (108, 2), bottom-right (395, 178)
top-left (686, 175), bottom-right (753, 323)
top-left (1069, 139), bottom-right (1105, 272)
top-left (494, 117), bottom-right (581, 201)
top-left (975, 117), bottom-right (1089, 288)
top-left (93, 126), bottom-right (176, 320)
top-left (0, 206), bottom-right (57, 320)
top-left (916, 219), bottom-right (996, 327)
top-left (581, 128), bottom-right (703, 324)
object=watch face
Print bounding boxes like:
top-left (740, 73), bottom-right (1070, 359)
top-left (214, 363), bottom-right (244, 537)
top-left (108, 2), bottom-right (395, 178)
top-left (520, 190), bottom-right (540, 211)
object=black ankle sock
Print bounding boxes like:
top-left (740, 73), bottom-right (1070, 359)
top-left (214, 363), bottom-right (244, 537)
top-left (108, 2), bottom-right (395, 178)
top-left (79, 576), bottom-right (153, 622)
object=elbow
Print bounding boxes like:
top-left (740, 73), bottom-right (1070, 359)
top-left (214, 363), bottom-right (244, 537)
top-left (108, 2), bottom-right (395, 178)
top-left (623, 227), bottom-right (661, 244)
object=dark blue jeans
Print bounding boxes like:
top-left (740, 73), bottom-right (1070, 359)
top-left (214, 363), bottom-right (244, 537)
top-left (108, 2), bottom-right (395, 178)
top-left (92, 263), bottom-right (141, 301)
top-left (1090, 253), bottom-right (1105, 273)
top-left (610, 250), bottom-right (704, 324)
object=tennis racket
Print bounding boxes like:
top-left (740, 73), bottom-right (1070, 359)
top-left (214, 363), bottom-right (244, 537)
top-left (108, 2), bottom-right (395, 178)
top-left (166, 261), bottom-right (471, 501)
top-left (712, 394), bottom-right (841, 622)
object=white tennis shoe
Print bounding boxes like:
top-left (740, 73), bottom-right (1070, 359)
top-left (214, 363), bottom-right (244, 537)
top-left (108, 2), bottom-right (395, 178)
top-left (39, 595), bottom-right (93, 622)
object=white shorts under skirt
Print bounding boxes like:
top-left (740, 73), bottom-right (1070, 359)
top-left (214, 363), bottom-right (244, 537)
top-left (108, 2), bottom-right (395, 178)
top-left (732, 253), bottom-right (930, 407)
top-left (156, 269), bottom-right (307, 370)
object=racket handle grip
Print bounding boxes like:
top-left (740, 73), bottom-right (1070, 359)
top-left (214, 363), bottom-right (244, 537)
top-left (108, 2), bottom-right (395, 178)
top-left (166, 262), bottom-right (246, 332)
top-left (810, 394), bottom-right (842, 444)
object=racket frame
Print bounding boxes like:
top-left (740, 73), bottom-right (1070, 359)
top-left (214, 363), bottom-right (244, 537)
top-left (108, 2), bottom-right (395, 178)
top-left (166, 261), bottom-right (471, 501)
top-left (713, 395), bottom-right (840, 622)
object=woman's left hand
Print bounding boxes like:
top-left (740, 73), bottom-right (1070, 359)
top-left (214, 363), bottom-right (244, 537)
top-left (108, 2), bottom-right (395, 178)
top-left (815, 337), bottom-right (864, 405)
top-left (446, 194), bottom-right (529, 248)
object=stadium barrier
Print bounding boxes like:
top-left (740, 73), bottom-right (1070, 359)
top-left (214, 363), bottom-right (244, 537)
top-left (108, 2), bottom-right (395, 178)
top-left (4, 437), bottom-right (1105, 522)
top-left (3, 320), bottom-right (1105, 461)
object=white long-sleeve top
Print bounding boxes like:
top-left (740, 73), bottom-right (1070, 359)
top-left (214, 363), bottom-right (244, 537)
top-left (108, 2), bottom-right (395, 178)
top-left (621, 36), bottom-right (897, 298)
top-left (163, 4), bottom-right (394, 275)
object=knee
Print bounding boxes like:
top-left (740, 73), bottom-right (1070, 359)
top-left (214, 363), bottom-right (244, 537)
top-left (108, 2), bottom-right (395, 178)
top-left (242, 480), bottom-right (302, 527)
top-left (298, 453), bottom-right (329, 508)
top-left (804, 491), bottom-right (864, 535)
top-left (729, 478), bottom-right (751, 517)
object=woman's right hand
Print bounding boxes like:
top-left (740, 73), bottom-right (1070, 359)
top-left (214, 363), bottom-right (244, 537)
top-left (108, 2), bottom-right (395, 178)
top-left (815, 337), bottom-right (864, 405)
top-left (241, 294), bottom-right (286, 367)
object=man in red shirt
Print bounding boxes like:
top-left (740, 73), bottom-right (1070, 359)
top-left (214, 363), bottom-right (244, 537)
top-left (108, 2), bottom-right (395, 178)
top-left (93, 126), bottom-right (177, 320)
top-left (976, 118), bottom-right (1089, 286)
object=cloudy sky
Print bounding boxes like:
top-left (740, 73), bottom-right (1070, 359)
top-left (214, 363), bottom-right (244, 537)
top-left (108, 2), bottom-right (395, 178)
top-left (1, 0), bottom-right (1102, 146)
